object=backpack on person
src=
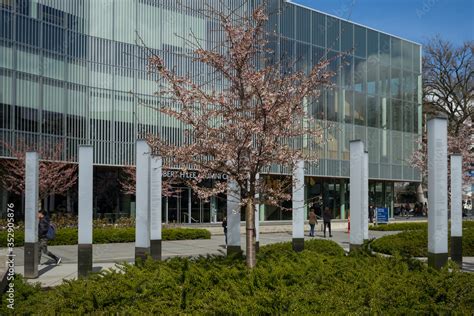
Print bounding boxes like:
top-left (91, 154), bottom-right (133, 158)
top-left (46, 222), bottom-right (56, 240)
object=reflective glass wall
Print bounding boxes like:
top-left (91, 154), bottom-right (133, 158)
top-left (0, 0), bottom-right (421, 182)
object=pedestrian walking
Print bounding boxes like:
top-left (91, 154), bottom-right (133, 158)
top-left (308, 208), bottom-right (318, 237)
top-left (222, 217), bottom-right (228, 248)
top-left (323, 207), bottom-right (332, 238)
top-left (38, 210), bottom-right (61, 265)
top-left (369, 205), bottom-right (374, 223)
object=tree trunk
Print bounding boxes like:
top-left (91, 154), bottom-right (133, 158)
top-left (50, 194), bottom-right (55, 213)
top-left (245, 200), bottom-right (256, 268)
top-left (67, 190), bottom-right (72, 214)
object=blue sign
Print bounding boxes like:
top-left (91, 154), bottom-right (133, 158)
top-left (376, 207), bottom-right (389, 224)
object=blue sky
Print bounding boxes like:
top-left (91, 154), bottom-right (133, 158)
top-left (291, 0), bottom-right (474, 46)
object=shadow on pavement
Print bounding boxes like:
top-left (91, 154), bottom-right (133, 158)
top-left (38, 264), bottom-right (56, 277)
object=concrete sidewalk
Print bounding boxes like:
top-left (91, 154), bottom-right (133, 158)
top-left (7, 230), bottom-right (473, 288)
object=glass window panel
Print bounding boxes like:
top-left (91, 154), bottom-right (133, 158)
top-left (67, 31), bottom-right (87, 59)
top-left (0, 69), bottom-right (12, 105)
top-left (311, 11), bottom-right (325, 47)
top-left (89, 0), bottom-right (113, 39)
top-left (403, 101), bottom-right (413, 133)
top-left (312, 45), bottom-right (325, 65)
top-left (281, 2), bottom-right (294, 39)
top-left (265, 0), bottom-right (279, 34)
top-left (391, 131), bottom-right (402, 164)
top-left (0, 9), bottom-right (13, 40)
top-left (391, 99), bottom-right (402, 131)
top-left (391, 37), bottom-right (401, 68)
top-left (341, 55), bottom-right (353, 89)
top-left (296, 42), bottom-right (310, 74)
top-left (413, 45), bottom-right (421, 73)
top-left (0, 40), bottom-right (13, 69)
top-left (402, 40), bottom-right (413, 71)
top-left (43, 53), bottom-right (65, 80)
top-left (379, 33), bottom-right (390, 62)
top-left (380, 97), bottom-right (390, 130)
top-left (326, 89), bottom-right (339, 122)
top-left (311, 91), bottom-right (324, 120)
top-left (367, 30), bottom-right (378, 58)
top-left (16, 15), bottom-right (40, 46)
top-left (380, 128), bottom-right (390, 163)
top-left (280, 38), bottom-right (294, 73)
top-left (340, 21), bottom-right (353, 53)
top-left (296, 6), bottom-right (310, 43)
top-left (353, 91), bottom-right (366, 126)
top-left (43, 24), bottom-right (65, 53)
top-left (390, 68), bottom-right (401, 99)
top-left (41, 4), bottom-right (64, 26)
top-left (16, 73), bottom-right (39, 109)
top-left (354, 57), bottom-right (366, 93)
top-left (367, 58), bottom-right (378, 95)
top-left (326, 16), bottom-right (340, 51)
top-left (343, 89), bottom-right (353, 124)
top-left (354, 25), bottom-right (366, 58)
top-left (327, 51), bottom-right (339, 85)
top-left (114, 0), bottom-right (136, 44)
top-left (17, 45), bottom-right (40, 75)
top-left (379, 65), bottom-right (390, 97)
top-left (367, 95), bottom-right (380, 128)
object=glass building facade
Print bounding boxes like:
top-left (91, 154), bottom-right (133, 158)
top-left (0, 0), bottom-right (422, 222)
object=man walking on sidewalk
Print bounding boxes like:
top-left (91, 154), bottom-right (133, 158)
top-left (38, 210), bottom-right (61, 265)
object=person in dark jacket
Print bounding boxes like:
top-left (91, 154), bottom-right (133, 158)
top-left (323, 207), bottom-right (332, 238)
top-left (369, 205), bottom-right (375, 223)
top-left (222, 217), bottom-right (228, 248)
top-left (38, 210), bottom-right (61, 265)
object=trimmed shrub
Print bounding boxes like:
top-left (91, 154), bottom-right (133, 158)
top-left (0, 227), bottom-right (210, 247)
top-left (370, 221), bottom-right (474, 231)
top-left (369, 222), bottom-right (428, 231)
top-left (2, 239), bottom-right (473, 314)
top-left (372, 226), bottom-right (474, 257)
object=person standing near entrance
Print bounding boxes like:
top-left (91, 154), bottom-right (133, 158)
top-left (369, 205), bottom-right (375, 223)
top-left (308, 208), bottom-right (318, 237)
top-left (323, 207), bottom-right (332, 238)
top-left (222, 217), bottom-right (228, 248)
top-left (38, 210), bottom-right (61, 265)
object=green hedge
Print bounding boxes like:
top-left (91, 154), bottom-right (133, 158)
top-left (0, 227), bottom-right (210, 247)
top-left (370, 221), bottom-right (474, 231)
top-left (371, 226), bottom-right (474, 257)
top-left (2, 239), bottom-right (473, 314)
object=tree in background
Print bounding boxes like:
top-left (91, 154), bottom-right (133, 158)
top-left (422, 37), bottom-right (473, 135)
top-left (144, 1), bottom-right (332, 268)
top-left (410, 37), bottom-right (473, 199)
top-left (0, 139), bottom-right (78, 212)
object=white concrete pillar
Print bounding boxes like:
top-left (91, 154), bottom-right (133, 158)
top-left (150, 155), bottom-right (163, 260)
top-left (78, 146), bottom-right (93, 277)
top-left (24, 152), bottom-right (39, 279)
top-left (135, 140), bottom-right (150, 261)
top-left (350, 140), bottom-right (364, 250)
top-left (292, 160), bottom-right (305, 252)
top-left (227, 179), bottom-right (241, 255)
top-left (363, 151), bottom-right (369, 241)
top-left (450, 154), bottom-right (463, 265)
top-left (427, 117), bottom-right (448, 269)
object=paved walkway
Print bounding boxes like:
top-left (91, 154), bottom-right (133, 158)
top-left (7, 230), bottom-right (474, 287)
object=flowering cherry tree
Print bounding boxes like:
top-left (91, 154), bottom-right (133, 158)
top-left (409, 120), bottom-right (473, 185)
top-left (145, 2), bottom-right (333, 268)
top-left (0, 139), bottom-right (78, 208)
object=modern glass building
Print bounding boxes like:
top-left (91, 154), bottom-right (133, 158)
top-left (0, 0), bottom-right (422, 222)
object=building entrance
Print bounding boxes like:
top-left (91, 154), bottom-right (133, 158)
top-left (163, 187), bottom-right (212, 224)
